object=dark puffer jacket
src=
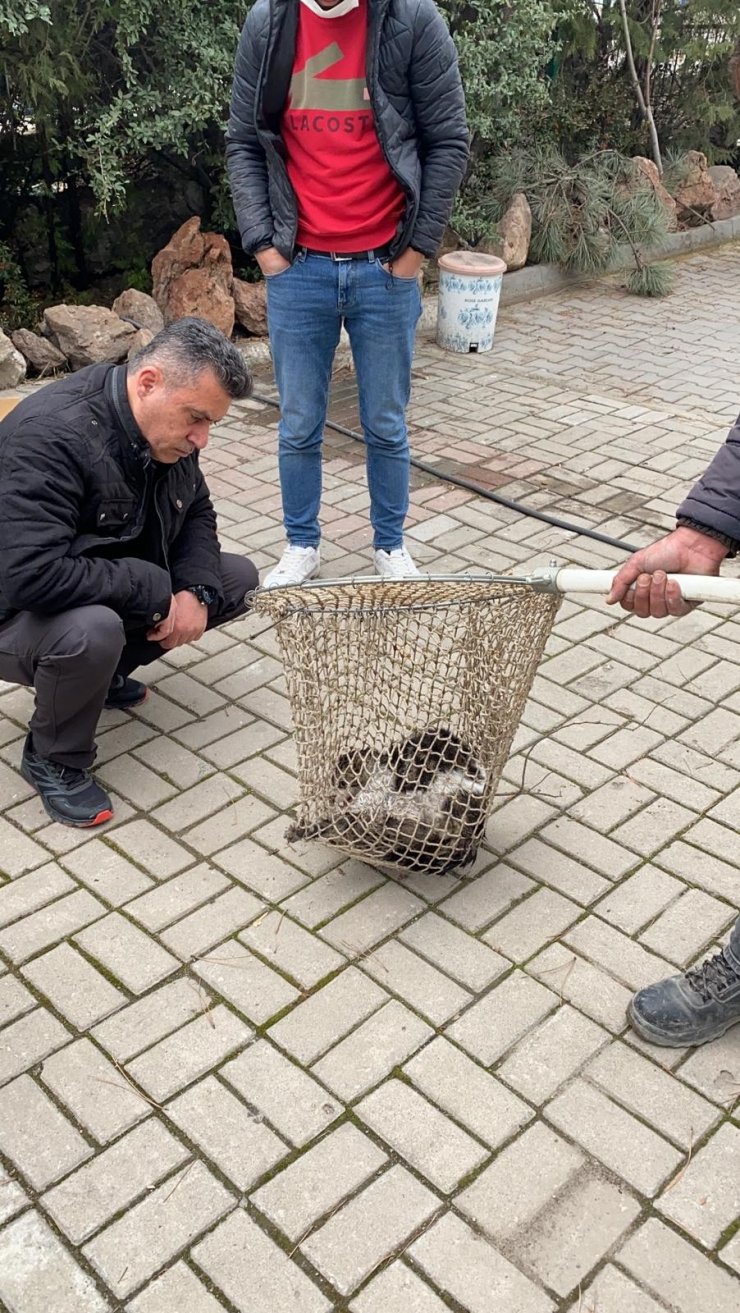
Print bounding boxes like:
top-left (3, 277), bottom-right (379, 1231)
top-left (0, 364), bottom-right (223, 628)
top-left (678, 414), bottom-right (740, 545)
top-left (226, 0), bottom-right (469, 261)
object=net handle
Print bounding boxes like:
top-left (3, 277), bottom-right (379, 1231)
top-left (546, 566), bottom-right (740, 605)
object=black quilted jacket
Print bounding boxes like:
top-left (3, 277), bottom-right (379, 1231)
top-left (0, 365), bottom-right (223, 628)
top-left (226, 0), bottom-right (469, 260)
top-left (678, 413), bottom-right (740, 545)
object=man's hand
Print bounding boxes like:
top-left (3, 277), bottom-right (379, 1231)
top-left (146, 591), bottom-right (209, 649)
top-left (383, 248), bottom-right (424, 279)
top-left (255, 246), bottom-right (291, 278)
top-left (606, 526), bottom-right (728, 619)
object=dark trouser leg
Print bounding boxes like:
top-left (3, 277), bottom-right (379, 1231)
top-left (116, 552), bottom-right (259, 677)
top-left (0, 605), bottom-right (125, 768)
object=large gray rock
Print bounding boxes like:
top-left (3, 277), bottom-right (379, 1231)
top-left (126, 327), bottom-right (155, 359)
top-left (498, 192), bottom-right (532, 271)
top-left (233, 278), bottom-right (268, 336)
top-left (10, 328), bottom-right (66, 376)
top-left (0, 329), bottom-right (26, 387)
top-left (42, 304), bottom-right (136, 370)
top-left (632, 157), bottom-right (678, 231)
top-left (674, 151), bottom-right (717, 221)
top-left (112, 288), bottom-right (164, 335)
top-left (708, 165), bottom-right (740, 221)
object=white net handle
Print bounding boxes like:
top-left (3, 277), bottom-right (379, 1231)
top-left (551, 567), bottom-right (740, 605)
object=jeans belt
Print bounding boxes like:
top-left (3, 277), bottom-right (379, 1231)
top-left (300, 244), bottom-right (393, 262)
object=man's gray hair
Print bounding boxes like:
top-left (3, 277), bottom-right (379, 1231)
top-left (128, 317), bottom-right (252, 400)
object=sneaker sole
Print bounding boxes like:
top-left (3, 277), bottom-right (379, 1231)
top-left (262, 564), bottom-right (321, 589)
top-left (103, 687), bottom-right (150, 711)
top-left (20, 762), bottom-right (114, 829)
top-left (627, 998), bottom-right (738, 1048)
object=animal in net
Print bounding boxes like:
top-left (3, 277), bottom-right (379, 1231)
top-left (289, 726), bottom-right (489, 875)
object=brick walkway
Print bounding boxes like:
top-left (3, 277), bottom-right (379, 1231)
top-left (1, 244), bottom-right (740, 1312)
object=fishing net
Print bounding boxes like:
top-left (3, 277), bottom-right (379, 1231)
top-left (254, 577), bottom-right (560, 877)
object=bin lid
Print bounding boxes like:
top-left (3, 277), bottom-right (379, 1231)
top-left (438, 251), bottom-right (507, 276)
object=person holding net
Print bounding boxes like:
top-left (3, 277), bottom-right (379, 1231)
top-left (608, 413), bottom-right (740, 1048)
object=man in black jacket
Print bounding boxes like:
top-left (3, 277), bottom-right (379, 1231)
top-left (227, 0), bottom-right (468, 587)
top-left (0, 318), bottom-right (257, 827)
top-left (608, 416), bottom-right (740, 1047)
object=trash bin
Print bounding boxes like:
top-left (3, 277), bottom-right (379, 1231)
top-left (437, 251), bottom-right (507, 354)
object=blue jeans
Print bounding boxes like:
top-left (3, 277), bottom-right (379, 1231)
top-left (266, 250), bottom-right (422, 551)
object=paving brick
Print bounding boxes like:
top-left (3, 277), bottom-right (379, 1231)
top-left (182, 797), bottom-right (278, 863)
top-left (438, 863), bottom-right (534, 933)
top-left (639, 888), bottom-right (735, 966)
top-left (0, 818), bottom-right (50, 877)
top-left (74, 912), bottom-right (180, 994)
top-left (508, 838), bottom-right (610, 904)
top-left (41, 1037), bottom-right (149, 1142)
top-left (0, 1006), bottom-right (70, 1085)
top-left (106, 821), bottom-right (195, 879)
top-left (497, 1004), bottom-right (608, 1103)
top-left (405, 1036), bottom-right (531, 1148)
top-left (564, 916), bottom-right (674, 990)
top-left (151, 773), bottom-right (244, 832)
top-left (349, 1262), bottom-right (450, 1312)
top-left (268, 966), bottom-right (386, 1063)
top-left (674, 1028), bottom-right (740, 1106)
top-left (596, 865), bottom-right (685, 935)
top-left (483, 888), bottom-right (580, 962)
top-left (194, 941), bottom-right (299, 1023)
top-left (43, 1118), bottom-right (190, 1244)
top-left (22, 943), bottom-right (126, 1030)
top-left (320, 884), bottom-right (424, 956)
top-left (0, 863), bottom-right (75, 928)
top-left (312, 1000), bottom-right (432, 1101)
top-left (0, 1074), bottom-right (92, 1188)
top-left (167, 1074), bottom-right (288, 1189)
top-left (92, 979), bottom-right (209, 1062)
top-left (239, 909), bottom-right (345, 988)
top-left (0, 889), bottom-right (106, 964)
top-left (540, 815), bottom-right (638, 878)
top-left (300, 1164), bottom-right (440, 1296)
top-left (280, 863), bottom-right (385, 928)
top-left (587, 1041), bottom-right (720, 1150)
top-left (579, 1265), bottom-right (670, 1313)
top-left (253, 1121), bottom-right (386, 1240)
top-left (722, 1230), bottom-right (740, 1277)
top-left (568, 775), bottom-right (655, 832)
top-left (0, 973), bottom-right (35, 1025)
top-left (83, 1161), bottom-right (234, 1299)
top-left (97, 754), bottom-right (177, 809)
top-left (126, 1262), bottom-right (224, 1313)
top-left (656, 1122), bottom-right (740, 1247)
top-left (126, 864), bottom-right (229, 931)
top-left (0, 1210), bottom-right (111, 1313)
top-left (457, 1121), bottom-right (583, 1240)
top-left (132, 737), bottom-right (215, 790)
top-left (160, 886), bottom-right (264, 959)
top-left (447, 970), bottom-right (557, 1065)
top-left (359, 939), bottom-right (472, 1025)
top-left (0, 1162), bottom-right (28, 1225)
top-left (126, 1005), bottom-right (251, 1102)
top-left (357, 1077), bottom-right (489, 1192)
top-left (519, 1170), bottom-right (641, 1298)
top-left (546, 1078), bottom-right (682, 1195)
top-left (212, 835), bottom-right (310, 900)
top-left (618, 1217), bottom-right (740, 1313)
top-left (193, 1208), bottom-right (331, 1313)
top-left (221, 1039), bottom-right (341, 1145)
top-left (409, 1212), bottom-right (554, 1313)
top-left (399, 913), bottom-right (507, 992)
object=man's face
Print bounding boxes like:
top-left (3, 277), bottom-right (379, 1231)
top-left (129, 365), bottom-right (232, 463)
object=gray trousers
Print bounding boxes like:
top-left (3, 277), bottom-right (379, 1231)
top-left (0, 553), bottom-right (258, 768)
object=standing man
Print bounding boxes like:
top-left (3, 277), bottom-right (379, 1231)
top-left (608, 413), bottom-right (740, 1047)
top-left (227, 0), bottom-right (468, 587)
top-left (0, 319), bottom-right (257, 827)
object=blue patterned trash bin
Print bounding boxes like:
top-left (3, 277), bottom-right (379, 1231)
top-left (437, 252), bottom-right (507, 354)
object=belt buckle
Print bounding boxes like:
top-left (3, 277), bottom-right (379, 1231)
top-left (332, 252), bottom-right (353, 262)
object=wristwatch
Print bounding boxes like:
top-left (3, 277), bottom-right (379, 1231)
top-left (185, 585), bottom-right (218, 607)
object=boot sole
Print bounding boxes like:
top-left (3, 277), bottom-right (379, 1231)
top-left (628, 999), bottom-right (739, 1048)
top-left (21, 761), bottom-right (114, 828)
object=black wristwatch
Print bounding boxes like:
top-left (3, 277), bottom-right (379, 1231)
top-left (185, 585), bottom-right (218, 607)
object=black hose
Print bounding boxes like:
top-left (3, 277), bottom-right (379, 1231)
top-left (251, 390), bottom-right (642, 555)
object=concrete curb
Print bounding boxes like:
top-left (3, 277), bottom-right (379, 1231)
top-left (238, 217), bottom-right (740, 366)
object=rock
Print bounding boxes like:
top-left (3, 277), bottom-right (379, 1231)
top-left (673, 151), bottom-right (717, 221)
top-left (111, 289), bottom-right (164, 335)
top-left (708, 165), bottom-right (740, 221)
top-left (631, 157), bottom-right (678, 230)
top-left (233, 278), bottom-right (268, 336)
top-left (0, 329), bottom-right (26, 387)
top-left (126, 327), bottom-right (155, 359)
top-left (151, 217), bottom-right (235, 337)
top-left (497, 192), bottom-right (531, 270)
top-left (42, 304), bottom-right (136, 370)
top-left (10, 328), bottom-right (66, 376)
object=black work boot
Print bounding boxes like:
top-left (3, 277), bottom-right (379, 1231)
top-left (629, 942), bottom-right (740, 1047)
top-left (104, 674), bottom-right (148, 710)
top-left (21, 734), bottom-right (113, 827)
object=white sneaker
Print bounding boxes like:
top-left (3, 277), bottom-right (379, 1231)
top-left (373, 544), bottom-right (420, 579)
top-left (262, 545), bottom-right (320, 589)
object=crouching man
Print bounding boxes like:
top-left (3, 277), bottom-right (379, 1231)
top-left (0, 317), bottom-right (257, 827)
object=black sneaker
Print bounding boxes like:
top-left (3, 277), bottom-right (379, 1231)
top-left (21, 735), bottom-right (113, 827)
top-left (104, 674), bottom-right (148, 710)
top-left (629, 945), bottom-right (740, 1047)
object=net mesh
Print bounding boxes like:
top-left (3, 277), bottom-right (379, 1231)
top-left (254, 578), bottom-right (560, 877)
